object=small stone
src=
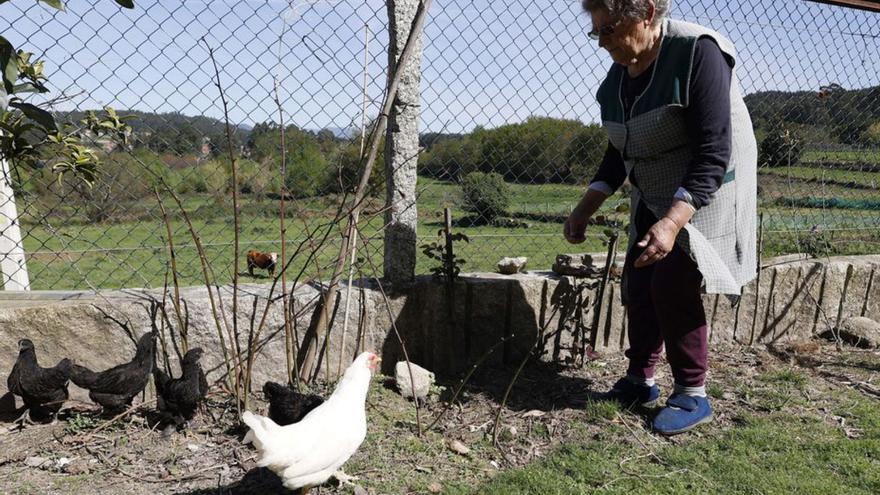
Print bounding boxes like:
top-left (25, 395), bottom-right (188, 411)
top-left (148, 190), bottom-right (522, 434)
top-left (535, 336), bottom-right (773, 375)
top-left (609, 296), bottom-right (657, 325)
top-left (186, 443), bottom-right (200, 452)
top-left (395, 362), bottom-right (435, 401)
top-left (55, 457), bottom-right (71, 470)
top-left (508, 426), bottom-right (518, 436)
top-left (721, 392), bottom-right (735, 400)
top-left (497, 257), bottom-right (528, 274)
top-left (66, 458), bottom-right (90, 475)
top-left (447, 439), bottom-right (470, 456)
top-left (353, 486), bottom-right (369, 495)
top-left (24, 456), bottom-right (47, 468)
top-left (489, 460), bottom-right (500, 469)
top-left (428, 482), bottom-right (443, 493)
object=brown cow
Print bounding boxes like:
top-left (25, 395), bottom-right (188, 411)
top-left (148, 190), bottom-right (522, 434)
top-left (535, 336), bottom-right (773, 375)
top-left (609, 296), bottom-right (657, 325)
top-left (247, 250), bottom-right (278, 277)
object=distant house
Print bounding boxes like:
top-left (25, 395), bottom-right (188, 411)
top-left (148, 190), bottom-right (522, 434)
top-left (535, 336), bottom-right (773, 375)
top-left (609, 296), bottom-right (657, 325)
top-left (199, 136), bottom-right (212, 160)
top-left (81, 129), bottom-right (120, 153)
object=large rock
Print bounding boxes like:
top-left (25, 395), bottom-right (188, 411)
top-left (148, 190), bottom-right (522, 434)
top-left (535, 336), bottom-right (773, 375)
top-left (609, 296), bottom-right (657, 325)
top-left (826, 316), bottom-right (880, 348)
top-left (395, 361), bottom-right (434, 400)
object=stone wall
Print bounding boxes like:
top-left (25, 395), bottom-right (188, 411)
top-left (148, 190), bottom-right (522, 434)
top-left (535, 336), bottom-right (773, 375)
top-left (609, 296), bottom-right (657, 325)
top-left (0, 255), bottom-right (877, 403)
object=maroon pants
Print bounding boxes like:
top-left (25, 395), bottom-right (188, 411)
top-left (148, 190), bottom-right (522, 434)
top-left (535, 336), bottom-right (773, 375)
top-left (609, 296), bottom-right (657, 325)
top-left (623, 241), bottom-right (708, 387)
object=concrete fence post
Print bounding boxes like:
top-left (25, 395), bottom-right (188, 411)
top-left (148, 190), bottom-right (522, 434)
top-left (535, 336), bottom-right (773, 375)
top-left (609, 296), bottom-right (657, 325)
top-left (384, 0), bottom-right (422, 285)
top-left (0, 149), bottom-right (30, 291)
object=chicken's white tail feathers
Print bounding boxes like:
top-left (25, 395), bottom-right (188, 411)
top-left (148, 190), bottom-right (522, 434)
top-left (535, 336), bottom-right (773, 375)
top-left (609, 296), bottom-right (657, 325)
top-left (241, 410), bottom-right (277, 450)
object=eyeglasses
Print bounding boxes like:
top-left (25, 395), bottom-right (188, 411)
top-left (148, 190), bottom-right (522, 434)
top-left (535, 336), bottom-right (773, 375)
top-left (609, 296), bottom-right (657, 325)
top-left (588, 18), bottom-right (623, 40)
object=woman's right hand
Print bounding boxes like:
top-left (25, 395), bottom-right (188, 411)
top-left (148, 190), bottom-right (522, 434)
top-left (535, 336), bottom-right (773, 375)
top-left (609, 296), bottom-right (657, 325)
top-left (564, 188), bottom-right (609, 244)
top-left (564, 210), bottom-right (589, 244)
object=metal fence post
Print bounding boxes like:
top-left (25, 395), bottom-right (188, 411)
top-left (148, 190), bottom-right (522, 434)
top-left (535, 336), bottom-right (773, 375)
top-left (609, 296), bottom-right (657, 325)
top-left (0, 150), bottom-right (30, 291)
top-left (384, 0), bottom-right (423, 285)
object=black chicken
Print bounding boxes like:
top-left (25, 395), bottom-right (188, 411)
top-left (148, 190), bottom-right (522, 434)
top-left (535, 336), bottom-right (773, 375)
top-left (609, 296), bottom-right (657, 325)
top-left (6, 339), bottom-right (72, 426)
top-left (69, 331), bottom-right (156, 413)
top-left (263, 381), bottom-right (324, 426)
top-left (153, 347), bottom-right (208, 430)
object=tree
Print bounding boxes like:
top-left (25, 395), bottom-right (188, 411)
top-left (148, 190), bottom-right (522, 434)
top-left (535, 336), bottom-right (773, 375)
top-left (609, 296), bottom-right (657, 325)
top-left (249, 123), bottom-right (330, 198)
top-left (863, 121), bottom-right (880, 147)
top-left (1, 0), bottom-right (135, 185)
top-left (759, 122), bottom-right (803, 168)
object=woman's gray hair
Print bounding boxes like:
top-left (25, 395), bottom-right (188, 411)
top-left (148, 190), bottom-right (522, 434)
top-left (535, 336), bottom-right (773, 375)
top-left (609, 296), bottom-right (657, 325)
top-left (581, 0), bottom-right (670, 25)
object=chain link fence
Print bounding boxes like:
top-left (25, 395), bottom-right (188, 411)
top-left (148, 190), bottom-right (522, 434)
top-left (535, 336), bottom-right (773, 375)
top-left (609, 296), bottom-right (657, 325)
top-left (1, 0), bottom-right (879, 290)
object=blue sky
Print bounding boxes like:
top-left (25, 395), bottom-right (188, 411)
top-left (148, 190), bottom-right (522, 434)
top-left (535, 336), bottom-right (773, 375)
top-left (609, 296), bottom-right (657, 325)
top-left (4, 0), bottom-right (880, 134)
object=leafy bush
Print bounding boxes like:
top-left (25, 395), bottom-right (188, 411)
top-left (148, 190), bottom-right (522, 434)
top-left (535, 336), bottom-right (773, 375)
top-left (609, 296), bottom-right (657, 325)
top-left (236, 158), bottom-right (272, 196)
top-left (190, 160), bottom-right (229, 196)
top-left (282, 147), bottom-right (330, 198)
top-left (460, 171), bottom-right (510, 222)
top-left (760, 124), bottom-right (803, 167)
top-left (863, 121), bottom-right (880, 147)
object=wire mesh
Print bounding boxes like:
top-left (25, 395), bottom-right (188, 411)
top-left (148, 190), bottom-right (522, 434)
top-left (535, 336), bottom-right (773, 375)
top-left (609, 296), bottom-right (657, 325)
top-left (1, 0), bottom-right (878, 291)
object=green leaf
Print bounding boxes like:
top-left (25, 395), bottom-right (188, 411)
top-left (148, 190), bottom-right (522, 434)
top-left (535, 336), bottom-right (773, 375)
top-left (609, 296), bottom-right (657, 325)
top-left (12, 82), bottom-right (49, 94)
top-left (0, 36), bottom-right (17, 98)
top-left (9, 100), bottom-right (57, 130)
top-left (37, 0), bottom-right (65, 10)
top-left (114, 0), bottom-right (134, 8)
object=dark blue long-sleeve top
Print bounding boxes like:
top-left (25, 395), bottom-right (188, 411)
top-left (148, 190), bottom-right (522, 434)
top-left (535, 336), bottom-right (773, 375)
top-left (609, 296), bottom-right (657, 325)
top-left (589, 37), bottom-right (732, 210)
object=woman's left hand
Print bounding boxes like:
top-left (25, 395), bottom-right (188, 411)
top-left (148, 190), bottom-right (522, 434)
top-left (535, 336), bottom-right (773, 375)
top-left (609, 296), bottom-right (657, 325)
top-left (634, 217), bottom-right (681, 268)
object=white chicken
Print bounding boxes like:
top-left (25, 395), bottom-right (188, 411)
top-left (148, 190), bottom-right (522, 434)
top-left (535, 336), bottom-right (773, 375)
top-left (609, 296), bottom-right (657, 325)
top-left (242, 351), bottom-right (380, 494)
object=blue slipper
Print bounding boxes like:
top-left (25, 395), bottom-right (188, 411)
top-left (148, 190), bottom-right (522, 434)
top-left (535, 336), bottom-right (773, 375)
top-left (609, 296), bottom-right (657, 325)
top-left (598, 377), bottom-right (660, 408)
top-left (652, 393), bottom-right (713, 435)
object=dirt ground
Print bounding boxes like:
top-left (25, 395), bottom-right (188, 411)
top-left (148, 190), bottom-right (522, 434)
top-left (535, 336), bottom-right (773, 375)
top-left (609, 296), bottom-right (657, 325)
top-left (0, 340), bottom-right (877, 495)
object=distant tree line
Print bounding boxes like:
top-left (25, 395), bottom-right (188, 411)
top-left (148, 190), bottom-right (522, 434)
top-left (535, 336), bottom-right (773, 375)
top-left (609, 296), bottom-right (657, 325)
top-left (745, 84), bottom-right (880, 147)
top-left (420, 116), bottom-right (606, 185)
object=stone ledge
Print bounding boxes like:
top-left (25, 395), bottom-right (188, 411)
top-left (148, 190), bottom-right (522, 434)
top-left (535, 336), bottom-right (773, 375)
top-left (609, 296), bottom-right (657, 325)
top-left (0, 255), bottom-right (876, 403)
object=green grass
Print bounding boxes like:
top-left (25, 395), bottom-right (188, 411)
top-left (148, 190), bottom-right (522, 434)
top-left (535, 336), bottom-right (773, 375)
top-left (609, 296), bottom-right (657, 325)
top-left (802, 149), bottom-right (880, 164)
top-left (464, 391), bottom-right (880, 494)
top-left (15, 175), bottom-right (880, 290)
top-left (760, 165), bottom-right (880, 185)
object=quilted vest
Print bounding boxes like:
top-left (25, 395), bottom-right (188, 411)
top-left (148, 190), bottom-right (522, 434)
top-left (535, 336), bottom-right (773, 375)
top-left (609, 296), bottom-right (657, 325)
top-left (596, 18), bottom-right (758, 296)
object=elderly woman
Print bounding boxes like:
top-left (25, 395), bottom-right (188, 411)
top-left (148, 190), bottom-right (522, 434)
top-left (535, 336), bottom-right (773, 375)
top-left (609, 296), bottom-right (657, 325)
top-left (564, 0), bottom-right (757, 435)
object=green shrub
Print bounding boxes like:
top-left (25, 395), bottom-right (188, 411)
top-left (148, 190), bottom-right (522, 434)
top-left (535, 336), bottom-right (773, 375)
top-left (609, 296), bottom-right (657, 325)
top-left (235, 158), bottom-right (273, 196)
top-left (460, 171), bottom-right (510, 222)
top-left (863, 121), bottom-right (880, 147)
top-left (760, 125), bottom-right (803, 167)
top-left (195, 160), bottom-right (229, 196)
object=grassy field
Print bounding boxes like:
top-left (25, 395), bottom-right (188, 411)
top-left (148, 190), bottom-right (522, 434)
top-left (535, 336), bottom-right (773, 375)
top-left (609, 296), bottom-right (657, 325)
top-left (759, 165), bottom-right (880, 185)
top-left (802, 149), bottom-right (880, 164)
top-left (16, 175), bottom-right (880, 290)
top-left (19, 178), bottom-right (616, 290)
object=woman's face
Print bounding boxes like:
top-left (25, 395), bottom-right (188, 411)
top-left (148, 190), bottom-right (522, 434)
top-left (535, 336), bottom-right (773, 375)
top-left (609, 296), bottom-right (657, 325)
top-left (589, 8), bottom-right (651, 66)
